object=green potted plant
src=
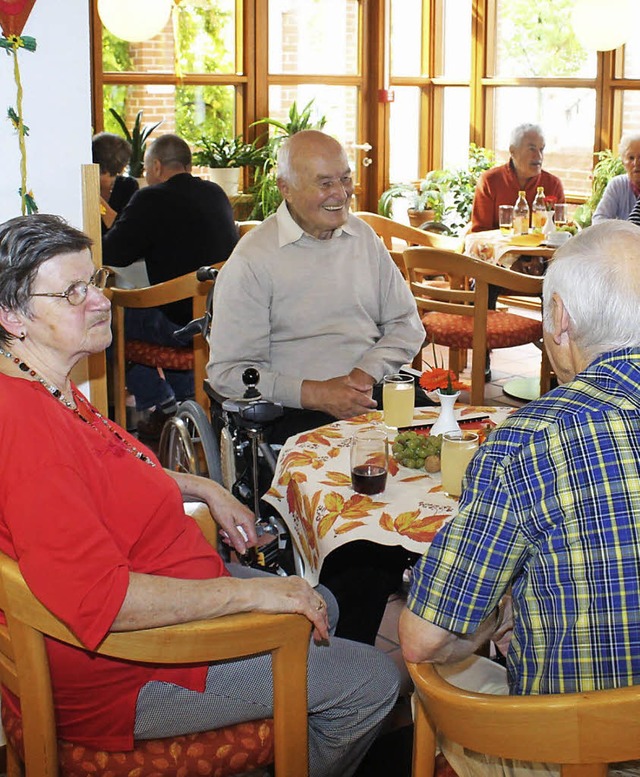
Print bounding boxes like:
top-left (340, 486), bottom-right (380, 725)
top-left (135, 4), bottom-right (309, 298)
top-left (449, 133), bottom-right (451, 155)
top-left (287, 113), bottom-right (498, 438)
top-left (192, 135), bottom-right (261, 196)
top-left (109, 108), bottom-right (162, 181)
top-left (378, 174), bottom-right (446, 227)
top-left (248, 99), bottom-right (327, 220)
top-left (573, 149), bottom-right (625, 228)
top-left (378, 144), bottom-right (495, 235)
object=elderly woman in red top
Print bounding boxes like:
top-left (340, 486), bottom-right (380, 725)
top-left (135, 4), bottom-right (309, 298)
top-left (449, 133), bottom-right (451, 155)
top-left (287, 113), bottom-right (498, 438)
top-left (470, 123), bottom-right (565, 233)
top-left (0, 214), bottom-right (399, 777)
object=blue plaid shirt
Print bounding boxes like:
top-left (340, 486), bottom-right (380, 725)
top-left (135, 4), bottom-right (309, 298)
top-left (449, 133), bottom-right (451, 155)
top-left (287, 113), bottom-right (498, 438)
top-left (408, 349), bottom-right (640, 695)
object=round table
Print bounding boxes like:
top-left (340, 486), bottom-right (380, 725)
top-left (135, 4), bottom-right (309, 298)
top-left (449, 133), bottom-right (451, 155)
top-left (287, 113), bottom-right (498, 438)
top-left (263, 404), bottom-right (515, 585)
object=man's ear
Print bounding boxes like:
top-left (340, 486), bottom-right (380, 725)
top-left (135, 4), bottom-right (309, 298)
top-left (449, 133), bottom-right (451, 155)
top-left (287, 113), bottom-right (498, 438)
top-left (277, 177), bottom-right (291, 201)
top-left (551, 292), bottom-right (571, 345)
top-left (0, 306), bottom-right (26, 339)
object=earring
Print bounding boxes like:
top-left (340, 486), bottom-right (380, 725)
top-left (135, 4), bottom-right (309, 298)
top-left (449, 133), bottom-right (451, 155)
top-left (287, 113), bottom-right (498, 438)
top-left (18, 332), bottom-right (26, 341)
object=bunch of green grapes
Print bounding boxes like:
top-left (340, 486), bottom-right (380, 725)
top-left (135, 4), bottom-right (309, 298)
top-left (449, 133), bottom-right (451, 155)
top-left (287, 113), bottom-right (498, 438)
top-left (392, 430), bottom-right (442, 472)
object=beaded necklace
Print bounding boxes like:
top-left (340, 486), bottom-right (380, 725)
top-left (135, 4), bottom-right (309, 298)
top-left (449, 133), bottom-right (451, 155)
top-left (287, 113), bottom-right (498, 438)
top-left (0, 346), bottom-right (156, 468)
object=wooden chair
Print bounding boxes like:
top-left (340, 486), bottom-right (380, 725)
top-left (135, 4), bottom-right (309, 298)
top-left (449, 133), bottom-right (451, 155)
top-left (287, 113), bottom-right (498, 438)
top-left (353, 212), bottom-right (464, 254)
top-left (407, 660), bottom-right (640, 777)
top-left (107, 269), bottom-right (219, 428)
top-left (403, 246), bottom-right (550, 405)
top-left (236, 220), bottom-right (262, 237)
top-left (0, 505), bottom-right (311, 777)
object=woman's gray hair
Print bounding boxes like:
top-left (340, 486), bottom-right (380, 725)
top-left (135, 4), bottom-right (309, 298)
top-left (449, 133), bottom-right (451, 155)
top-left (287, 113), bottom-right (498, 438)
top-left (618, 132), bottom-right (640, 160)
top-left (542, 220), bottom-right (640, 361)
top-left (510, 123), bottom-right (544, 150)
top-left (0, 214), bottom-right (92, 346)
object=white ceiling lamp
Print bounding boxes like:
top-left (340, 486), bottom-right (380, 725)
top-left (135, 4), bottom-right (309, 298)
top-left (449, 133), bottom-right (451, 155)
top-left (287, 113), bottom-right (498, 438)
top-left (97, 0), bottom-right (174, 43)
top-left (571, 0), bottom-right (632, 52)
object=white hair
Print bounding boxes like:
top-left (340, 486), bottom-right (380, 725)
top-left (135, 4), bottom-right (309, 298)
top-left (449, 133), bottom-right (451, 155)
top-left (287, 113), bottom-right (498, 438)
top-left (618, 132), bottom-right (640, 159)
top-left (510, 123), bottom-right (544, 150)
top-left (542, 220), bottom-right (640, 362)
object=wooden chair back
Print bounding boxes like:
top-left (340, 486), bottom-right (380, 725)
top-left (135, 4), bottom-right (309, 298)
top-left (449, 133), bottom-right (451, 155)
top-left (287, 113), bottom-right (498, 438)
top-left (403, 246), bottom-right (547, 404)
top-left (353, 211), bottom-right (464, 253)
top-left (236, 220), bottom-right (262, 237)
top-left (407, 660), bottom-right (640, 777)
top-left (107, 269), bottom-right (217, 428)
top-left (0, 507), bottom-right (311, 777)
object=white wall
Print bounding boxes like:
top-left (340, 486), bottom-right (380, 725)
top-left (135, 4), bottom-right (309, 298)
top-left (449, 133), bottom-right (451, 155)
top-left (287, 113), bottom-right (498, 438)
top-left (0, 1), bottom-right (92, 228)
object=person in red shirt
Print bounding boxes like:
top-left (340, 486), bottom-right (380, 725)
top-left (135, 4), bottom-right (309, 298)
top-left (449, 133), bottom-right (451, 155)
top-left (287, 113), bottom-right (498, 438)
top-left (471, 124), bottom-right (565, 378)
top-left (471, 123), bottom-right (565, 233)
top-left (0, 213), bottom-right (400, 777)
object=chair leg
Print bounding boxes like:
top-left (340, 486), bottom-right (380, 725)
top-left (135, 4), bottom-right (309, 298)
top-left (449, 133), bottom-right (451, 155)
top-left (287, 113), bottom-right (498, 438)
top-left (411, 693), bottom-right (437, 777)
top-left (5, 742), bottom-right (21, 777)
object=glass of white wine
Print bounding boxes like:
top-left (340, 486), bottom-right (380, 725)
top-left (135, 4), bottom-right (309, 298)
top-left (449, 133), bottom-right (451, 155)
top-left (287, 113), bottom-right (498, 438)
top-left (554, 203), bottom-right (568, 228)
top-left (383, 373), bottom-right (414, 429)
top-left (440, 431), bottom-right (479, 497)
top-left (498, 205), bottom-right (514, 235)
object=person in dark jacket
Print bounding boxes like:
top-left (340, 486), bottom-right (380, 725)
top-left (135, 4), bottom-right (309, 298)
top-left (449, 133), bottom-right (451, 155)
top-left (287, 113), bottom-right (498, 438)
top-left (103, 133), bottom-right (238, 438)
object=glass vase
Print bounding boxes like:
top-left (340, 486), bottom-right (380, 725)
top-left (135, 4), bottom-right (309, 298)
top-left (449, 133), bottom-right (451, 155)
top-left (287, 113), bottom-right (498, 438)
top-left (430, 390), bottom-right (461, 437)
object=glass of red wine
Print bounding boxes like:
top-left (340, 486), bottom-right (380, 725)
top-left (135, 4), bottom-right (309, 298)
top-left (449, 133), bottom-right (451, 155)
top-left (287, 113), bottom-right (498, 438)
top-left (350, 428), bottom-right (388, 495)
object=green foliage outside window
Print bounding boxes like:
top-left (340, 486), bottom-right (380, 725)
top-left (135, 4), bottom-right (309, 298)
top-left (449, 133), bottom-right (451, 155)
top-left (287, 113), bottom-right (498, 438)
top-left (102, 31), bottom-right (131, 134)
top-left (174, 3), bottom-right (234, 144)
top-left (101, 2), bottom-right (235, 145)
top-left (497, 0), bottom-right (588, 77)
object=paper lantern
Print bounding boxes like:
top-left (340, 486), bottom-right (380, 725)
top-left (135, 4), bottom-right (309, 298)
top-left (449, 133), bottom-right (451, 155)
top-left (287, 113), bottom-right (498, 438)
top-left (571, 0), bottom-right (631, 52)
top-left (97, 0), bottom-right (173, 43)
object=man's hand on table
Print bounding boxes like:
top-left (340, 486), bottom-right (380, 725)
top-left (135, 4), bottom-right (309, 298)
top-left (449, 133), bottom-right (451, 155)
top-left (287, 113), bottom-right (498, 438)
top-left (301, 368), bottom-right (377, 419)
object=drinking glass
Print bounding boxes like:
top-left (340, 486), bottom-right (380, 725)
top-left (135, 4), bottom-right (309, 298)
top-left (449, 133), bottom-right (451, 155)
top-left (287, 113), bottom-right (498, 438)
top-left (498, 205), bottom-right (514, 235)
top-left (383, 373), bottom-right (414, 429)
top-left (440, 431), bottom-right (479, 497)
top-left (350, 428), bottom-right (388, 495)
top-left (554, 203), bottom-right (568, 228)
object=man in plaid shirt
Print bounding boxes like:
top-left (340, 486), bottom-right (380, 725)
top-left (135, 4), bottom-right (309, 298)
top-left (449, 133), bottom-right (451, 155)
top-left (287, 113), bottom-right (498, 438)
top-left (399, 220), bottom-right (640, 774)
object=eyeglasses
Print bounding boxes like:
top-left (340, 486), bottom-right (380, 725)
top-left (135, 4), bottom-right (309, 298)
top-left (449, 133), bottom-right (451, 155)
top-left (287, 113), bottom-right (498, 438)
top-left (31, 267), bottom-right (111, 307)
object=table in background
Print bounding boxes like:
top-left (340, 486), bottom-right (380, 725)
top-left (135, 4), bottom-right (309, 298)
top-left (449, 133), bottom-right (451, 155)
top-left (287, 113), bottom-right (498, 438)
top-left (464, 229), bottom-right (556, 268)
top-left (263, 405), bottom-right (514, 585)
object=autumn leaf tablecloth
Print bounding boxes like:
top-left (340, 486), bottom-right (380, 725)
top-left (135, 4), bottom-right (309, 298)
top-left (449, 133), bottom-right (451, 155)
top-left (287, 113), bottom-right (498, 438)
top-left (263, 405), bottom-right (515, 585)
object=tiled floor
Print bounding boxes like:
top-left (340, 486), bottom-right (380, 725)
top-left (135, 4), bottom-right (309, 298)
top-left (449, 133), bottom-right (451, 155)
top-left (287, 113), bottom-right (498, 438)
top-left (375, 306), bottom-right (543, 720)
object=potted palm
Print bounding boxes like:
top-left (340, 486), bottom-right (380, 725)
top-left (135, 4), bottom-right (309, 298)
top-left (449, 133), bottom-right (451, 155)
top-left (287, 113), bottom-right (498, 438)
top-left (192, 135), bottom-right (261, 197)
top-left (109, 108), bottom-right (162, 184)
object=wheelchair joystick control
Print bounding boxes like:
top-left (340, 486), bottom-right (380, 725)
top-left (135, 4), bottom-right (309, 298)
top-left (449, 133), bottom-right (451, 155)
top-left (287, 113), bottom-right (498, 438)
top-left (242, 367), bottom-right (261, 399)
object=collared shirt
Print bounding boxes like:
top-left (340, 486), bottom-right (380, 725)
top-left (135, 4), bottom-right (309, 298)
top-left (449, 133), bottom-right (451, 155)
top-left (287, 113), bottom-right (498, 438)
top-left (207, 201), bottom-right (425, 407)
top-left (408, 349), bottom-right (640, 695)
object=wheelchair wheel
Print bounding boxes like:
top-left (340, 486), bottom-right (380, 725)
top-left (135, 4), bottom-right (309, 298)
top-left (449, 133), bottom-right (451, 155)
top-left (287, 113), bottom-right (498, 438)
top-left (159, 400), bottom-right (222, 484)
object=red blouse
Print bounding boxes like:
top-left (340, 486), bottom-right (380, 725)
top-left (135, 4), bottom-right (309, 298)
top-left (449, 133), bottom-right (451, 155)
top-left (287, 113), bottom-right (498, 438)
top-left (0, 374), bottom-right (229, 750)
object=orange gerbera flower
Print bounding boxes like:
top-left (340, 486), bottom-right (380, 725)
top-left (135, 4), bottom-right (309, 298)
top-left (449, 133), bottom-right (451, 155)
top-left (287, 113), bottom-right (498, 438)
top-left (419, 341), bottom-right (469, 394)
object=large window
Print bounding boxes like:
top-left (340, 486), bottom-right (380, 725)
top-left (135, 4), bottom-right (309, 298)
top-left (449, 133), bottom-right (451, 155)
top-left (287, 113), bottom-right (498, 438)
top-left (93, 0), bottom-right (640, 209)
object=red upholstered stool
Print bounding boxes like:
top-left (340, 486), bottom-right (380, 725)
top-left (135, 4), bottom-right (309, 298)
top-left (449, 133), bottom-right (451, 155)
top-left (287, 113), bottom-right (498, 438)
top-left (124, 340), bottom-right (194, 371)
top-left (423, 310), bottom-right (542, 351)
top-left (2, 701), bottom-right (275, 777)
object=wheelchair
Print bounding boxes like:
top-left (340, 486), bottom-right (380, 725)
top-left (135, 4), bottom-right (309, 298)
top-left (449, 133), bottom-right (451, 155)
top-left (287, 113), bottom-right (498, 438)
top-left (157, 266), bottom-right (304, 577)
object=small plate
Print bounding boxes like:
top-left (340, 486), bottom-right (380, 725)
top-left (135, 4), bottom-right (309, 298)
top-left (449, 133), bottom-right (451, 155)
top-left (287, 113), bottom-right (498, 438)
top-left (508, 233), bottom-right (545, 247)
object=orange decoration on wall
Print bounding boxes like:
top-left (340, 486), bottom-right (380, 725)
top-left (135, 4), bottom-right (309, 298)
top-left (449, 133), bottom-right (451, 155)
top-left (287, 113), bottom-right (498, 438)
top-left (0, 0), bottom-right (36, 37)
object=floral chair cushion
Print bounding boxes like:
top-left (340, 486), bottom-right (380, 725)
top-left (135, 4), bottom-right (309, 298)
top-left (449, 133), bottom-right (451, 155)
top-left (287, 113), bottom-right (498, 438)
top-left (2, 701), bottom-right (274, 777)
top-left (124, 340), bottom-right (194, 371)
top-left (422, 310), bottom-right (542, 351)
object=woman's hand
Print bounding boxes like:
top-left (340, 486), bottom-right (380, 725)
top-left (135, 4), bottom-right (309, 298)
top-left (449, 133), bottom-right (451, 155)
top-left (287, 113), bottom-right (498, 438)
top-left (166, 470), bottom-right (257, 554)
top-left (99, 196), bottom-right (117, 229)
top-left (244, 575), bottom-right (330, 643)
